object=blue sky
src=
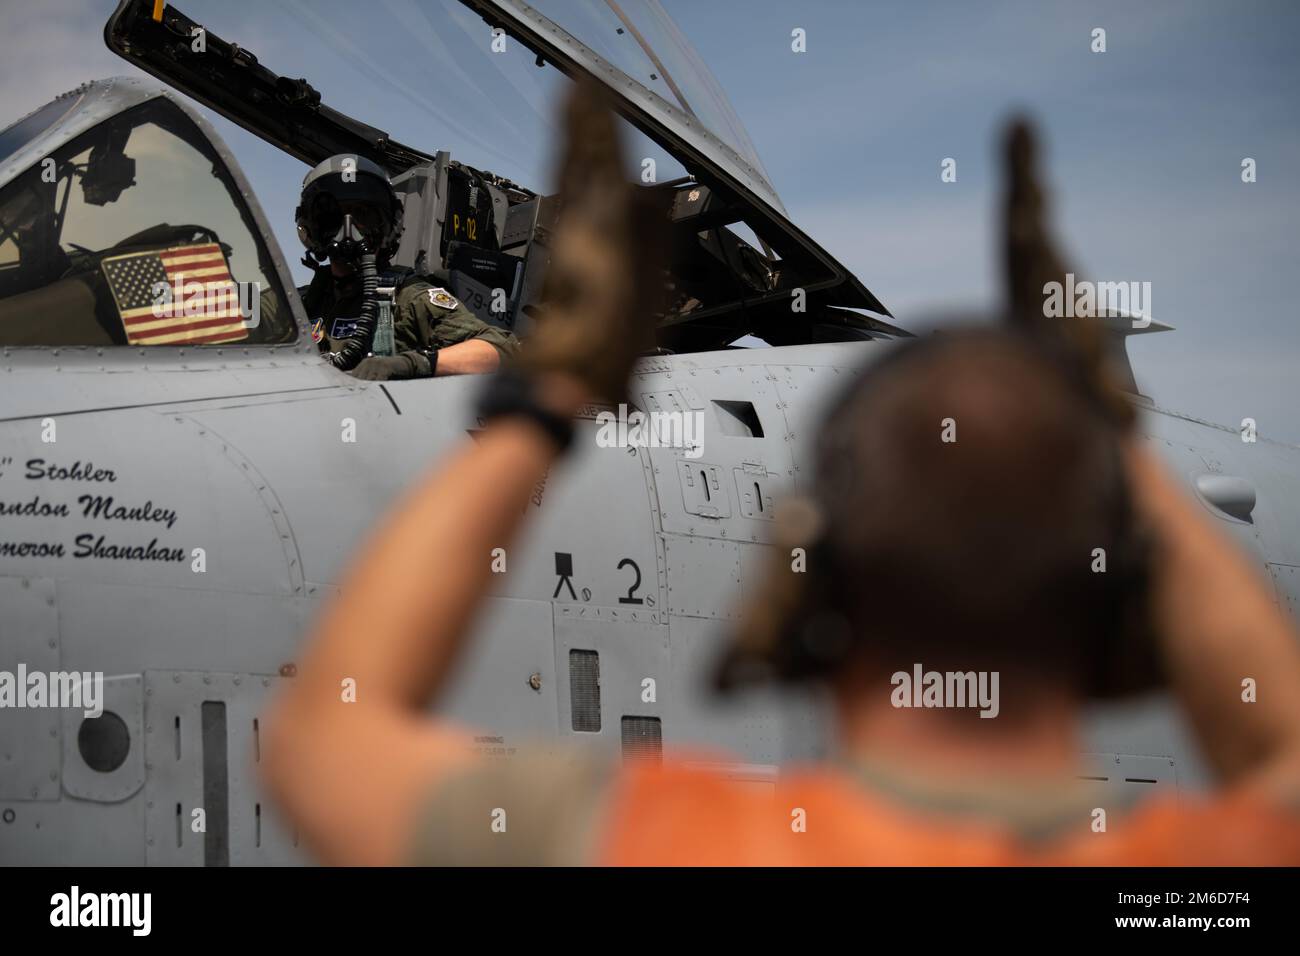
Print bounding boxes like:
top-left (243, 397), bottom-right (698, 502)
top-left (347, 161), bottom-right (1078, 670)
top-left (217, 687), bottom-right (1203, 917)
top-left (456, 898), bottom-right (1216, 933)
top-left (2, 1), bottom-right (1297, 440)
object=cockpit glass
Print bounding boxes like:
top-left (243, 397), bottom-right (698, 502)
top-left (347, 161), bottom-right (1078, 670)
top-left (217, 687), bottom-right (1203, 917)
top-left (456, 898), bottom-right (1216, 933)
top-left (526, 0), bottom-right (779, 200)
top-left (0, 95), bottom-right (83, 164)
top-left (234, 0), bottom-right (682, 194)
top-left (121, 0), bottom-right (791, 287)
top-left (0, 97), bottom-right (296, 347)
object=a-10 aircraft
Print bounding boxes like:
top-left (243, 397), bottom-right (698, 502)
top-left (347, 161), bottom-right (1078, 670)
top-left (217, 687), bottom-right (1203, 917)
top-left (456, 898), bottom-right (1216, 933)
top-left (1, 0), bottom-right (1296, 865)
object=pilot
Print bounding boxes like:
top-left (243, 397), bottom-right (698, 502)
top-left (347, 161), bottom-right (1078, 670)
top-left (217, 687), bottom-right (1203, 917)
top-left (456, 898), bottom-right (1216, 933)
top-left (295, 154), bottom-right (518, 380)
top-left (261, 90), bottom-right (1300, 866)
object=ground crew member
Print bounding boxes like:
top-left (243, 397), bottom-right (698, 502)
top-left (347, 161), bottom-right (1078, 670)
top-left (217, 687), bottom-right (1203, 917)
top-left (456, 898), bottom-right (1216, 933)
top-left (261, 87), bottom-right (1300, 866)
top-left (295, 154), bottom-right (518, 380)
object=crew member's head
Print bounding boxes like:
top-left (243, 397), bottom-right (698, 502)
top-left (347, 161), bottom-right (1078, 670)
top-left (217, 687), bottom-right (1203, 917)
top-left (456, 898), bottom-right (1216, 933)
top-left (295, 154), bottom-right (403, 271)
top-left (718, 327), bottom-right (1157, 717)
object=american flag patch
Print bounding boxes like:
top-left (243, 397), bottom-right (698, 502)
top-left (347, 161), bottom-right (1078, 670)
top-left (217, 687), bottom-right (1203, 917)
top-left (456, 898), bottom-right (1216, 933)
top-left (100, 243), bottom-right (250, 345)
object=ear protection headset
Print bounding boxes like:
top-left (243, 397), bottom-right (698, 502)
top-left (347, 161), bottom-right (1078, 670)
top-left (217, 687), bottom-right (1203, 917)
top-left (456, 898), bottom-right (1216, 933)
top-left (713, 326), bottom-right (1161, 700)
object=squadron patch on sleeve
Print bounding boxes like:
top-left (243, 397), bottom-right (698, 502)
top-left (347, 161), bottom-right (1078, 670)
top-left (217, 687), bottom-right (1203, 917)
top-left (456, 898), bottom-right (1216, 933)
top-left (330, 317), bottom-right (360, 339)
top-left (310, 318), bottom-right (325, 343)
top-left (427, 287), bottom-right (460, 310)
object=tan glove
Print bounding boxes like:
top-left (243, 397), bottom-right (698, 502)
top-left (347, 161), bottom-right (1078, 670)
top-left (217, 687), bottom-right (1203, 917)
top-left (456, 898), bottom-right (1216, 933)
top-left (518, 80), bottom-right (672, 406)
top-left (1002, 119), bottom-right (1135, 430)
top-left (1004, 119), bottom-right (1160, 699)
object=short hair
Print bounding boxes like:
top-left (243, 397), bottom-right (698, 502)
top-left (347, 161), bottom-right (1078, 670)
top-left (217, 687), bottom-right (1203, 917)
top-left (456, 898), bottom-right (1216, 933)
top-left (807, 328), bottom-right (1139, 691)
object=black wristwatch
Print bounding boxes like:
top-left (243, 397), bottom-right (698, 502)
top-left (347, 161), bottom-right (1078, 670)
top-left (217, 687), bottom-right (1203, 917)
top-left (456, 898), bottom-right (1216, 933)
top-left (408, 349), bottom-right (438, 377)
top-left (474, 366), bottom-right (575, 454)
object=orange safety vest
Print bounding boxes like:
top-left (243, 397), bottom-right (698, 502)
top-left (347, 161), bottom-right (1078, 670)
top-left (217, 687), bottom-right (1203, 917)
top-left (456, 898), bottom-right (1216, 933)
top-left (595, 762), bottom-right (1300, 866)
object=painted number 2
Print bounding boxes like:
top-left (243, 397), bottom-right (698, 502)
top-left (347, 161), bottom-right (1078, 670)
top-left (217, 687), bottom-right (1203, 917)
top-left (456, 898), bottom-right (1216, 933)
top-left (617, 558), bottom-right (644, 605)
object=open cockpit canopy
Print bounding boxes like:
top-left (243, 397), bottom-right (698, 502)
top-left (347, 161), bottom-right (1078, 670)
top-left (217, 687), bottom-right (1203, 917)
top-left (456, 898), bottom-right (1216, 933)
top-left (82, 0), bottom-right (903, 351)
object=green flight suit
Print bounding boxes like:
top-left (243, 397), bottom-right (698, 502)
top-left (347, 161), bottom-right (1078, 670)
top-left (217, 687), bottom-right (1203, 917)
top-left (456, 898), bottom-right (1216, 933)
top-left (302, 268), bottom-right (518, 374)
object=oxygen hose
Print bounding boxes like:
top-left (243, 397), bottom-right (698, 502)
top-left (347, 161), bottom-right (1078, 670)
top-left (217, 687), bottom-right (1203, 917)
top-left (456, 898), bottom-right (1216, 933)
top-left (327, 252), bottom-right (379, 371)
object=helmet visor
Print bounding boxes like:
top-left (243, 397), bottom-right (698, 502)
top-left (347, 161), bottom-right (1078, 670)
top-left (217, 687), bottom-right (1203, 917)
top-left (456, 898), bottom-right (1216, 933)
top-left (298, 178), bottom-right (395, 253)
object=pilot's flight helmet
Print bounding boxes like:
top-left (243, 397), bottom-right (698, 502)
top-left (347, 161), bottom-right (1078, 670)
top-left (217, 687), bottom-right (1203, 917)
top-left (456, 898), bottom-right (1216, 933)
top-left (295, 154), bottom-right (403, 263)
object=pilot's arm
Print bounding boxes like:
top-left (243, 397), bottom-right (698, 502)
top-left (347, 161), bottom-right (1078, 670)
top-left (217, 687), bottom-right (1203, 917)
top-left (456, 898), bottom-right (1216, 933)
top-left (352, 280), bottom-right (519, 380)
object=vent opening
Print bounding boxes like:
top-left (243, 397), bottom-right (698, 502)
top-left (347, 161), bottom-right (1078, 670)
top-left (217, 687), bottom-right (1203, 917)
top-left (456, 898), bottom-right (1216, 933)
top-left (201, 700), bottom-right (230, 867)
top-left (621, 716), bottom-right (663, 762)
top-left (712, 400), bottom-right (764, 438)
top-left (569, 649), bottom-right (601, 732)
top-left (77, 711), bottom-right (130, 773)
